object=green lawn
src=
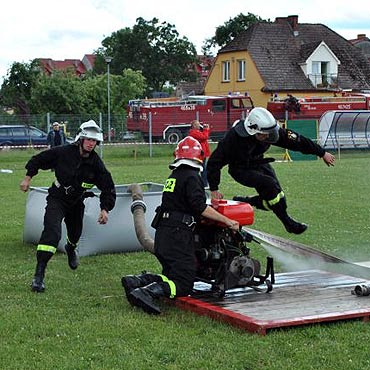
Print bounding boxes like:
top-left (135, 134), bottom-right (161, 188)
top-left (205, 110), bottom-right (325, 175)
top-left (1, 145), bottom-right (370, 370)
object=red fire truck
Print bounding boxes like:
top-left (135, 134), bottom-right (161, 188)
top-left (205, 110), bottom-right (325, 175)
top-left (126, 95), bottom-right (254, 143)
top-left (267, 93), bottom-right (370, 121)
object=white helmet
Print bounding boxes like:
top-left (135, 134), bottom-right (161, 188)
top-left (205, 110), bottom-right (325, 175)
top-left (235, 107), bottom-right (279, 143)
top-left (75, 120), bottom-right (103, 143)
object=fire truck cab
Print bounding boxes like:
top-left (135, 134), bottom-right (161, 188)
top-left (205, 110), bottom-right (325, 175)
top-left (126, 95), bottom-right (254, 143)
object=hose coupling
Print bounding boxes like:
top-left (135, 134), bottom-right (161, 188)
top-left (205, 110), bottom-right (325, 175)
top-left (131, 199), bottom-right (147, 213)
top-left (352, 284), bottom-right (370, 296)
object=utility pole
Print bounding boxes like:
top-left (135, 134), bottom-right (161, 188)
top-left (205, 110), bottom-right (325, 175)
top-left (105, 56), bottom-right (112, 142)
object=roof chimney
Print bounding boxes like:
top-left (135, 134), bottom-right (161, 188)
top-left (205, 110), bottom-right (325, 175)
top-left (287, 15), bottom-right (299, 36)
top-left (275, 15), bottom-right (299, 36)
top-left (275, 17), bottom-right (286, 24)
top-left (357, 34), bottom-right (367, 39)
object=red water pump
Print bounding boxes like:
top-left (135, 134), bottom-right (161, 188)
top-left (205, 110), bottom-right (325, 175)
top-left (193, 199), bottom-right (275, 297)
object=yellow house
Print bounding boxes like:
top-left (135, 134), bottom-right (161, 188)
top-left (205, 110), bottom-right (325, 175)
top-left (204, 15), bottom-right (370, 108)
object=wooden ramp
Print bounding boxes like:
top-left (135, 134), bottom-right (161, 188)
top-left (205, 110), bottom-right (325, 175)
top-left (175, 270), bottom-right (370, 335)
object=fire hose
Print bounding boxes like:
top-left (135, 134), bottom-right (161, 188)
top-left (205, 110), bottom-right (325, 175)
top-left (127, 183), bottom-right (155, 254)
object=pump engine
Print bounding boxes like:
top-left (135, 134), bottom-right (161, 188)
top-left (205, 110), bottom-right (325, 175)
top-left (193, 199), bottom-right (275, 297)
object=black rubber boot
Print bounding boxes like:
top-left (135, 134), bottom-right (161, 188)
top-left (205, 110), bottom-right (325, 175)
top-left (31, 262), bottom-right (46, 293)
top-left (282, 217), bottom-right (308, 234)
top-left (31, 250), bottom-right (53, 293)
top-left (65, 243), bottom-right (79, 270)
top-left (233, 195), bottom-right (268, 210)
top-left (121, 273), bottom-right (161, 300)
top-left (270, 198), bottom-right (308, 235)
top-left (128, 282), bottom-right (168, 315)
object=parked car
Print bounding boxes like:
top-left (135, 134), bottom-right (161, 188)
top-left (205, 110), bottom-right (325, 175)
top-left (0, 125), bottom-right (49, 147)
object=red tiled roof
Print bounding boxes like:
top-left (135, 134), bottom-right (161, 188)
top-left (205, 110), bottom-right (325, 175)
top-left (38, 54), bottom-right (95, 77)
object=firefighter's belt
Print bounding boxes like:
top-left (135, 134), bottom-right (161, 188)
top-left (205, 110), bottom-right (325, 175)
top-left (54, 179), bottom-right (78, 196)
top-left (161, 211), bottom-right (196, 230)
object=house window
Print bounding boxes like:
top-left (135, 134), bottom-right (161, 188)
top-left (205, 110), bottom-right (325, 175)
top-left (237, 60), bottom-right (246, 81)
top-left (222, 61), bottom-right (230, 82)
top-left (312, 61), bottom-right (330, 87)
top-left (312, 61), bottom-right (320, 75)
top-left (321, 62), bottom-right (329, 85)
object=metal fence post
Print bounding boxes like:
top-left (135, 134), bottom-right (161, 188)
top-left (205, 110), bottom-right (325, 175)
top-left (149, 111), bottom-right (152, 158)
top-left (99, 112), bottom-right (103, 158)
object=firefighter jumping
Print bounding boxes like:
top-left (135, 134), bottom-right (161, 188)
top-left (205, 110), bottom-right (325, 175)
top-left (207, 107), bottom-right (335, 234)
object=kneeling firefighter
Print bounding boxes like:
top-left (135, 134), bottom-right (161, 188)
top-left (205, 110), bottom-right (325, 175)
top-left (20, 120), bottom-right (116, 292)
top-left (121, 136), bottom-right (240, 314)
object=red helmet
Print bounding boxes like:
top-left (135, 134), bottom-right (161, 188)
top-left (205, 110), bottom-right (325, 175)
top-left (170, 136), bottom-right (204, 171)
top-left (175, 136), bottom-right (204, 162)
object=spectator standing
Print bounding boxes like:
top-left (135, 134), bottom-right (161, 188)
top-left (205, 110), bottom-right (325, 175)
top-left (188, 119), bottom-right (211, 187)
top-left (47, 122), bottom-right (66, 148)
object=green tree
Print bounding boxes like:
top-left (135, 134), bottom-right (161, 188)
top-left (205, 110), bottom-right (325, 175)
top-left (0, 60), bottom-right (146, 117)
top-left (29, 70), bottom-right (87, 114)
top-left (95, 17), bottom-right (198, 95)
top-left (82, 68), bottom-right (146, 114)
top-left (0, 60), bottom-right (41, 115)
top-left (202, 13), bottom-right (268, 55)
top-left (30, 68), bottom-right (146, 115)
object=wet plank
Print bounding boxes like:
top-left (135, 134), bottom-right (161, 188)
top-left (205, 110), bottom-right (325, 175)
top-left (175, 270), bottom-right (370, 335)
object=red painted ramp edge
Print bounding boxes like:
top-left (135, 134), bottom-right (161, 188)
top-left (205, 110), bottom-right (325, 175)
top-left (175, 296), bottom-right (266, 334)
top-left (175, 296), bottom-right (370, 335)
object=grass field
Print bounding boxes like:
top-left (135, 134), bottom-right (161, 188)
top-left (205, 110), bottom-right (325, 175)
top-left (1, 144), bottom-right (370, 370)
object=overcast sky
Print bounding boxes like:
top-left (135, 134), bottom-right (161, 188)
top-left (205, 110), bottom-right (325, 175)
top-left (1, 0), bottom-right (370, 85)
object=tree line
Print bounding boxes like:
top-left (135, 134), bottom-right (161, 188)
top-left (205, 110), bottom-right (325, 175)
top-left (0, 13), bottom-right (266, 117)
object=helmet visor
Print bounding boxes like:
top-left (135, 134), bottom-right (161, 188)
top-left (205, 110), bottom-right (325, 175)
top-left (259, 125), bottom-right (279, 143)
